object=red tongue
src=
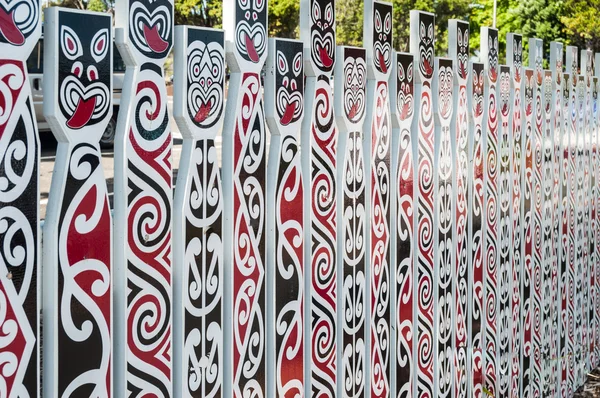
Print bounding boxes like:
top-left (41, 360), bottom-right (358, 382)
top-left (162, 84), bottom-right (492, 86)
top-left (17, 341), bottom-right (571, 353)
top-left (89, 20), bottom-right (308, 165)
top-left (424, 58), bottom-right (433, 76)
top-left (280, 102), bottom-right (296, 126)
top-left (378, 51), bottom-right (387, 73)
top-left (194, 102), bottom-right (211, 123)
top-left (319, 47), bottom-right (333, 68)
top-left (143, 23), bottom-right (169, 53)
top-left (0, 8), bottom-right (24, 46)
top-left (67, 96), bottom-right (96, 129)
top-left (348, 103), bottom-right (358, 120)
top-left (245, 33), bottom-right (259, 63)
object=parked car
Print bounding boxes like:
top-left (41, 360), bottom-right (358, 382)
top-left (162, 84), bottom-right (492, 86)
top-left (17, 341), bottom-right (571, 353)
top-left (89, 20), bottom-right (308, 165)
top-left (27, 36), bottom-right (126, 148)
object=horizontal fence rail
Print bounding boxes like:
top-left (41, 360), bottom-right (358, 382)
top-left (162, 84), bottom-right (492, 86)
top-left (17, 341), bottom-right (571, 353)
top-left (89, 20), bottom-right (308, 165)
top-left (2, 0), bottom-right (600, 397)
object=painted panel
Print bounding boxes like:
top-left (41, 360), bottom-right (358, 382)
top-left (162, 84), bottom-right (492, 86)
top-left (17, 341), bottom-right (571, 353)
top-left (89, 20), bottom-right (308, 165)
top-left (0, 0), bottom-right (41, 395)
top-left (389, 51), bottom-right (415, 398)
top-left (507, 33), bottom-right (523, 398)
top-left (221, 0), bottom-right (268, 396)
top-left (363, 2), bottom-right (392, 397)
top-left (467, 61), bottom-right (485, 398)
top-left (265, 37), bottom-right (305, 398)
top-left (409, 11), bottom-right (436, 397)
top-left (448, 20), bottom-right (469, 398)
top-left (299, 1), bottom-right (338, 394)
top-left (113, 0), bottom-right (174, 394)
top-left (172, 26), bottom-right (225, 398)
top-left (481, 26), bottom-right (499, 397)
top-left (433, 57), bottom-right (454, 398)
top-left (334, 45), bottom-right (367, 398)
top-left (42, 8), bottom-right (113, 397)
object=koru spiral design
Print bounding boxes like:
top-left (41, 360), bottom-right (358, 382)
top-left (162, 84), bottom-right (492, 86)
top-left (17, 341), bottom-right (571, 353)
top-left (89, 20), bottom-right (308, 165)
top-left (469, 61), bottom-right (485, 398)
top-left (594, 76), bottom-right (600, 373)
top-left (300, 1), bottom-right (338, 394)
top-left (507, 33), bottom-right (523, 398)
top-left (366, 2), bottom-right (392, 397)
top-left (0, 0), bottom-right (40, 395)
top-left (114, 0), bottom-right (174, 394)
top-left (411, 11), bottom-right (435, 398)
top-left (43, 9), bottom-right (113, 397)
top-left (391, 52), bottom-right (415, 398)
top-left (575, 75), bottom-right (585, 388)
top-left (482, 27), bottom-right (499, 397)
top-left (450, 20), bottom-right (469, 398)
top-left (172, 26), bottom-right (225, 398)
top-left (434, 58), bottom-right (453, 398)
top-left (336, 46), bottom-right (367, 398)
top-left (266, 38), bottom-right (305, 398)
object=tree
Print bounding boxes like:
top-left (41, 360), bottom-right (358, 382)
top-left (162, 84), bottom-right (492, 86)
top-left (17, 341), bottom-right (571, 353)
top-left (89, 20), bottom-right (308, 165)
top-left (269, 0), bottom-right (300, 38)
top-left (87, 0), bottom-right (107, 12)
top-left (562, 0), bottom-right (600, 53)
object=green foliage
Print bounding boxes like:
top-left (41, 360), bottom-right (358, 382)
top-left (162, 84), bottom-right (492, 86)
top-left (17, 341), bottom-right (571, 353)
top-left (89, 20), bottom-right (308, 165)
top-left (269, 0), bottom-right (300, 38)
top-left (562, 0), bottom-right (600, 52)
top-left (87, 0), bottom-right (106, 12)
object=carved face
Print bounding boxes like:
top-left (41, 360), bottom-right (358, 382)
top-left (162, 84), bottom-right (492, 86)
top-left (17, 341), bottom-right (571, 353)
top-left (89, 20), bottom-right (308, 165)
top-left (235, 0), bottom-right (266, 63)
top-left (0, 0), bottom-right (38, 46)
top-left (456, 22), bottom-right (469, 80)
top-left (397, 53), bottom-right (414, 121)
top-left (372, 1), bottom-right (391, 74)
top-left (438, 59), bottom-right (452, 119)
top-left (555, 45), bottom-right (563, 85)
top-left (187, 29), bottom-right (224, 129)
top-left (275, 40), bottom-right (303, 126)
top-left (533, 41), bottom-right (543, 85)
top-left (562, 74), bottom-right (569, 104)
top-left (343, 47), bottom-right (366, 123)
top-left (58, 11), bottom-right (111, 130)
top-left (487, 30), bottom-right (498, 82)
top-left (512, 35), bottom-right (522, 80)
top-left (500, 67), bottom-right (510, 117)
top-left (570, 50), bottom-right (578, 87)
top-left (472, 63), bottom-right (484, 118)
top-left (310, 0), bottom-right (335, 73)
top-left (544, 72), bottom-right (552, 114)
top-left (418, 13), bottom-right (434, 79)
top-left (129, 0), bottom-right (173, 58)
top-left (525, 69), bottom-right (534, 116)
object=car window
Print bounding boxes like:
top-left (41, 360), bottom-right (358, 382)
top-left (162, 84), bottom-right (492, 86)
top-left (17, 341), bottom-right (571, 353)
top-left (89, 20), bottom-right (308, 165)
top-left (27, 39), bottom-right (43, 74)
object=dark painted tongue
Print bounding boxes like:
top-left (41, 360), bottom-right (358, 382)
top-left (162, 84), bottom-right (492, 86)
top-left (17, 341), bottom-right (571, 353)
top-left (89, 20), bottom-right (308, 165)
top-left (0, 8), bottom-right (24, 46)
top-left (280, 102), bottom-right (296, 126)
top-left (143, 23), bottom-right (169, 53)
top-left (245, 33), bottom-right (259, 63)
top-left (319, 47), bottom-right (333, 68)
top-left (378, 50), bottom-right (387, 74)
top-left (194, 102), bottom-right (211, 123)
top-left (67, 96), bottom-right (96, 129)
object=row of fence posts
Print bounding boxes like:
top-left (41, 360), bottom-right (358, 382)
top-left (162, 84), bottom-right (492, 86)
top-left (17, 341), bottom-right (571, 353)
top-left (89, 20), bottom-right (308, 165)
top-left (1, 0), bottom-right (599, 397)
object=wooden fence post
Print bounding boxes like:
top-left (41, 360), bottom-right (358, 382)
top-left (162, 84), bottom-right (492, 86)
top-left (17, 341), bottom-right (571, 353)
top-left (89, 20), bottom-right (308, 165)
top-left (42, 8), bottom-right (113, 397)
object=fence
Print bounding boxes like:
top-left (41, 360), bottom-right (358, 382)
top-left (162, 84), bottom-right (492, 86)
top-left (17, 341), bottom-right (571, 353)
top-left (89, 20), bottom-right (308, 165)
top-left (0, 0), bottom-right (599, 397)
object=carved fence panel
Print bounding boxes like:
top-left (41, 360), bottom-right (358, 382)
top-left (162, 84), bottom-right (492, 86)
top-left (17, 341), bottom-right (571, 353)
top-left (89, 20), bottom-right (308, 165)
top-left (7, 4), bottom-right (600, 398)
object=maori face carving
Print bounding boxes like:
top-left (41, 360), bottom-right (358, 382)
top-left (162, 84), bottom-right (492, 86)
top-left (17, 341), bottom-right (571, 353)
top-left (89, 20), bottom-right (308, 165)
top-left (310, 0), bottom-right (335, 73)
top-left (58, 11), bottom-right (111, 130)
top-left (512, 35), bottom-right (522, 80)
top-left (525, 69), bottom-right (534, 116)
top-left (235, 0), bottom-right (266, 64)
top-left (438, 59), bottom-right (453, 119)
top-left (275, 40), bottom-right (303, 126)
top-left (343, 48), bottom-right (367, 123)
top-left (397, 53), bottom-right (414, 121)
top-left (0, 0), bottom-right (38, 46)
top-left (187, 29), bottom-right (225, 129)
top-left (418, 13), bottom-right (434, 79)
top-left (473, 63), bottom-right (484, 118)
top-left (488, 30), bottom-right (499, 82)
top-left (456, 21), bottom-right (469, 80)
top-left (129, 0), bottom-right (173, 58)
top-left (545, 72), bottom-right (552, 113)
top-left (372, 1), bottom-right (392, 74)
top-left (500, 67), bottom-right (510, 116)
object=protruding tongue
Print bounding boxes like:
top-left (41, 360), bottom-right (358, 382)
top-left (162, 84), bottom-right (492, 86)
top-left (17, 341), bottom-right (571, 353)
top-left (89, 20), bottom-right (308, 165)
top-left (348, 102), bottom-right (358, 120)
top-left (423, 58), bottom-right (433, 76)
top-left (280, 102), bottom-right (296, 126)
top-left (67, 96), bottom-right (96, 129)
top-left (143, 23), bottom-right (169, 53)
top-left (245, 33), bottom-right (259, 63)
top-left (378, 50), bottom-right (387, 73)
top-left (319, 46), bottom-right (333, 68)
top-left (194, 102), bottom-right (211, 123)
top-left (0, 8), bottom-right (24, 46)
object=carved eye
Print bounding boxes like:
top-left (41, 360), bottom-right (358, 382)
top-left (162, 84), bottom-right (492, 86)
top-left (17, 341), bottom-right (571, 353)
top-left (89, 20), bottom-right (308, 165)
top-left (375, 10), bottom-right (382, 33)
top-left (292, 51), bottom-right (302, 77)
top-left (324, 2), bottom-right (333, 24)
top-left (91, 28), bottom-right (109, 63)
top-left (463, 30), bottom-right (468, 45)
top-left (384, 12), bottom-right (391, 34)
top-left (420, 21), bottom-right (425, 39)
top-left (494, 37), bottom-right (498, 49)
top-left (61, 26), bottom-right (82, 61)
top-left (277, 50), bottom-right (288, 75)
top-left (398, 62), bottom-right (404, 80)
top-left (254, 0), bottom-right (264, 12)
top-left (407, 62), bottom-right (413, 81)
top-left (312, 1), bottom-right (321, 21)
top-left (458, 29), bottom-right (462, 46)
top-left (428, 23), bottom-right (433, 39)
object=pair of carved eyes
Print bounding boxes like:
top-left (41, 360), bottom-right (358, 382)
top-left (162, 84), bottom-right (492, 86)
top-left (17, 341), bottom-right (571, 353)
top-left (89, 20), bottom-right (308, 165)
top-left (239, 0), bottom-right (264, 10)
top-left (419, 21), bottom-right (433, 42)
top-left (61, 26), bottom-right (108, 64)
top-left (375, 10), bottom-right (391, 37)
top-left (313, 2), bottom-right (333, 27)
top-left (488, 36), bottom-right (499, 51)
top-left (277, 51), bottom-right (302, 89)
